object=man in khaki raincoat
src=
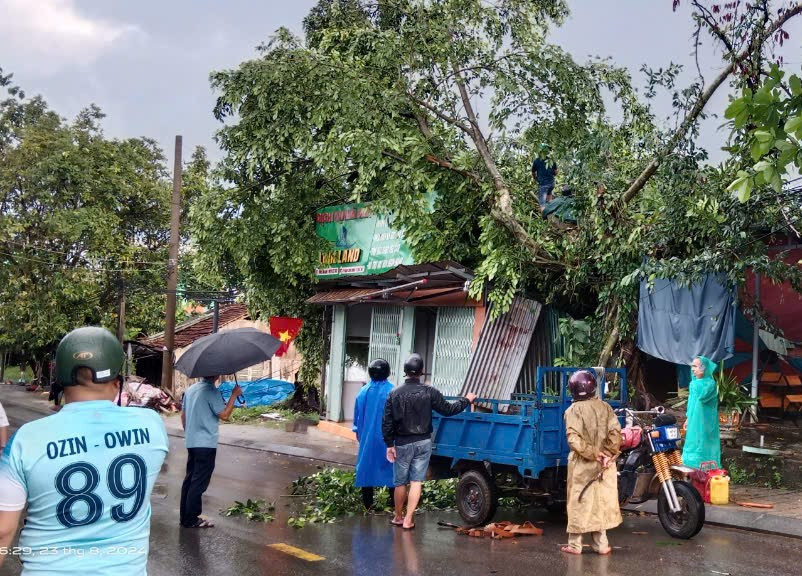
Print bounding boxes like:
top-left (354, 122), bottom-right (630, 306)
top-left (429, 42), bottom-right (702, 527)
top-left (562, 370), bottom-right (622, 555)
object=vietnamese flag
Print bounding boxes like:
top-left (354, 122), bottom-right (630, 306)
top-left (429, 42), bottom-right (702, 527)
top-left (269, 317), bottom-right (303, 357)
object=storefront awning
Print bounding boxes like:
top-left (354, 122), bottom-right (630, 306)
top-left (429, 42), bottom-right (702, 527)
top-left (306, 285), bottom-right (482, 307)
top-left (308, 260), bottom-right (478, 305)
top-left (315, 260), bottom-right (473, 288)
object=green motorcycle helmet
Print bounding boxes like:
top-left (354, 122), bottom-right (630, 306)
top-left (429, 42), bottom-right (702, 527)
top-left (55, 327), bottom-right (125, 386)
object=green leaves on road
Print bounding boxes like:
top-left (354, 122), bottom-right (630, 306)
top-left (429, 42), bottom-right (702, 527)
top-left (223, 499), bottom-right (276, 523)
top-left (285, 468), bottom-right (528, 528)
top-left (286, 468), bottom-right (457, 528)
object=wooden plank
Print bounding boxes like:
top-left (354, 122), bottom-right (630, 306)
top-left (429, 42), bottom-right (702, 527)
top-left (783, 394), bottom-right (802, 412)
top-left (759, 392), bottom-right (783, 409)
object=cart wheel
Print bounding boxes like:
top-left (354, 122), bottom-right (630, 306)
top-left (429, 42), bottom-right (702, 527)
top-left (457, 469), bottom-right (498, 526)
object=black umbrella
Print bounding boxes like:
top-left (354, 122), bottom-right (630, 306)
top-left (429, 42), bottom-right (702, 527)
top-left (174, 328), bottom-right (282, 379)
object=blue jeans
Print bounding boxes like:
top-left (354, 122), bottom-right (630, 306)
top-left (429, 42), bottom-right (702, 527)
top-left (393, 439), bottom-right (432, 485)
top-left (538, 184), bottom-right (554, 206)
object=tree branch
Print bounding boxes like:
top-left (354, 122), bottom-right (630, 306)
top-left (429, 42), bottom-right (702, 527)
top-left (449, 62), bottom-right (557, 264)
top-left (413, 111), bottom-right (434, 140)
top-left (423, 153), bottom-right (482, 186)
top-left (381, 149), bottom-right (408, 164)
top-left (692, 1), bottom-right (736, 57)
top-left (451, 65), bottom-right (481, 135)
top-left (693, 18), bottom-right (705, 84)
top-left (406, 93), bottom-right (473, 135)
top-left (778, 196), bottom-right (801, 238)
top-left (622, 2), bottom-right (802, 205)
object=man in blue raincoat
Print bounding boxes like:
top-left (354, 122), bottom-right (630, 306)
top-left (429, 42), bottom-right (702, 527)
top-left (353, 358), bottom-right (395, 509)
top-left (682, 355), bottom-right (721, 468)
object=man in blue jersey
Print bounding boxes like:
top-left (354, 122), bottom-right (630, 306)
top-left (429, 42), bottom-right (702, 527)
top-left (0, 327), bottom-right (169, 575)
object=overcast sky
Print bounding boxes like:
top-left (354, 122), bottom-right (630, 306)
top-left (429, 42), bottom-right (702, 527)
top-left (1, 0), bottom-right (800, 169)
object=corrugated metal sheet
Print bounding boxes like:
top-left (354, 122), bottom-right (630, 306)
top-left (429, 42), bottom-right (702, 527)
top-left (516, 306), bottom-right (566, 396)
top-left (460, 297), bottom-right (542, 410)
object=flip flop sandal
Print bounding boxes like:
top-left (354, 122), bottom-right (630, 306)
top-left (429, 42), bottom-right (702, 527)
top-left (560, 546), bottom-right (582, 555)
top-left (402, 524), bottom-right (415, 530)
top-left (187, 518), bottom-right (214, 529)
top-left (390, 519), bottom-right (404, 527)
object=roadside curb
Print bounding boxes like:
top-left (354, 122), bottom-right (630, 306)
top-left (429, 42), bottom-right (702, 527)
top-left (623, 500), bottom-right (802, 540)
top-left (163, 426), bottom-right (356, 467)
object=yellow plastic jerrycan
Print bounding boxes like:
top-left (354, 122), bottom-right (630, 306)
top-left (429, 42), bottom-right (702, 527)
top-left (710, 475), bottom-right (730, 505)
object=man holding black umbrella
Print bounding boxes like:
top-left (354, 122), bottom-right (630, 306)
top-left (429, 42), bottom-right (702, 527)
top-left (173, 327), bottom-right (281, 528)
top-left (180, 375), bottom-right (242, 528)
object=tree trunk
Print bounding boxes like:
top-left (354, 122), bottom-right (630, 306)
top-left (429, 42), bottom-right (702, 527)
top-left (597, 303), bottom-right (620, 366)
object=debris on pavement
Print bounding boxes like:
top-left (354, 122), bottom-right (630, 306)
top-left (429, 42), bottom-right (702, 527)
top-left (116, 377), bottom-right (179, 413)
top-left (439, 520), bottom-right (543, 539)
top-left (736, 501), bottom-right (775, 509)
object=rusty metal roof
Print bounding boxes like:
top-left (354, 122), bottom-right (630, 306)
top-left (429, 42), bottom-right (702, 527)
top-left (305, 286), bottom-right (480, 306)
top-left (460, 296), bottom-right (542, 410)
top-left (140, 303), bottom-right (250, 349)
top-left (316, 260), bottom-right (473, 288)
top-left (306, 288), bottom-right (387, 304)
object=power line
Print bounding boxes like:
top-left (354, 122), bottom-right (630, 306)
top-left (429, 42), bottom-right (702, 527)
top-left (0, 250), bottom-right (165, 274)
top-left (2, 239), bottom-right (164, 266)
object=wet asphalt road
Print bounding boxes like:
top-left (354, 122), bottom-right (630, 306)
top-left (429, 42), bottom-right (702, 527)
top-left (1, 392), bottom-right (800, 575)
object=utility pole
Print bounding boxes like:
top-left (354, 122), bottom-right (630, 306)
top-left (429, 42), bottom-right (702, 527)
top-left (161, 135), bottom-right (182, 395)
top-left (750, 273), bottom-right (761, 423)
top-left (212, 300), bottom-right (220, 334)
top-left (116, 275), bottom-right (126, 344)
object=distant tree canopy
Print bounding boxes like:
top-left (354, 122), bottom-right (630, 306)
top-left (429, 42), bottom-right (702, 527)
top-left (0, 68), bottom-right (173, 367)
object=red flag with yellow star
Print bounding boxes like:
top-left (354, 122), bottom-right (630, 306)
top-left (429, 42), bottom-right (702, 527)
top-left (269, 316), bottom-right (303, 357)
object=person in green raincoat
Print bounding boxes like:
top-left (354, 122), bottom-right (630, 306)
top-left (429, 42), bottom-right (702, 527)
top-left (682, 355), bottom-right (721, 469)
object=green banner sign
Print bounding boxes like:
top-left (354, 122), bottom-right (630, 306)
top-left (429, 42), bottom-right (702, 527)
top-left (315, 202), bottom-right (415, 278)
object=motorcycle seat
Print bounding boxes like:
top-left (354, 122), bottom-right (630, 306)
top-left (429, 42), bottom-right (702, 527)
top-left (654, 413), bottom-right (677, 427)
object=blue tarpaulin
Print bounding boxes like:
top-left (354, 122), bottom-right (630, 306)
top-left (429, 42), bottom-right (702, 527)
top-left (218, 378), bottom-right (295, 408)
top-left (638, 274), bottom-right (736, 366)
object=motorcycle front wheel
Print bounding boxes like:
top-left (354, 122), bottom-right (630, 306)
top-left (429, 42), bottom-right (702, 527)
top-left (657, 480), bottom-right (705, 539)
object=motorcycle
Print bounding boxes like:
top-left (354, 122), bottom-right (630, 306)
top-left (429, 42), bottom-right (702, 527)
top-left (615, 407), bottom-right (706, 539)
